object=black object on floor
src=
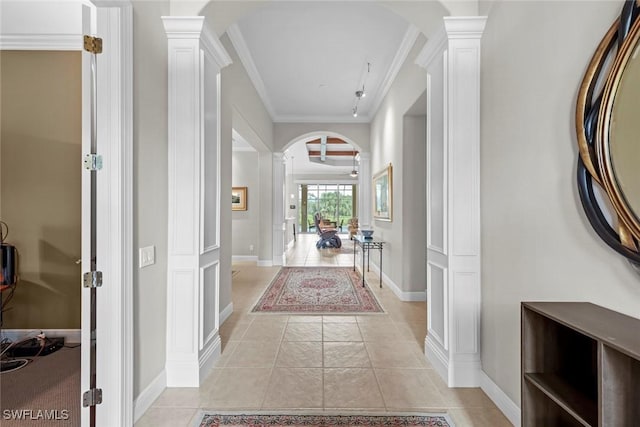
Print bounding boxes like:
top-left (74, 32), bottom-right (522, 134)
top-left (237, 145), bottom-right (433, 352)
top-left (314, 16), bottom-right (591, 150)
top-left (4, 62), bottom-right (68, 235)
top-left (5, 337), bottom-right (65, 357)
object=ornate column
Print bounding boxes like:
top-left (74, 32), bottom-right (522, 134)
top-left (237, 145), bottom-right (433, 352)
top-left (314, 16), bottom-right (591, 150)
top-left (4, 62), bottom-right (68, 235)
top-left (416, 16), bottom-right (486, 387)
top-left (163, 16), bottom-right (231, 387)
top-left (272, 152), bottom-right (286, 265)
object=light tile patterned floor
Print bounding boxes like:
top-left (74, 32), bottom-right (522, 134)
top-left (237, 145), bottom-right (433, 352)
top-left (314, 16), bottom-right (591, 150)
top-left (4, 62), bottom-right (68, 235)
top-left (135, 234), bottom-right (512, 427)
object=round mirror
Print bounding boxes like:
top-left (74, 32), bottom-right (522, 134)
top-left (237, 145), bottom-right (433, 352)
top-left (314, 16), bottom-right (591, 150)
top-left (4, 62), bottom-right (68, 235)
top-left (576, 0), bottom-right (640, 265)
top-left (609, 40), bottom-right (640, 225)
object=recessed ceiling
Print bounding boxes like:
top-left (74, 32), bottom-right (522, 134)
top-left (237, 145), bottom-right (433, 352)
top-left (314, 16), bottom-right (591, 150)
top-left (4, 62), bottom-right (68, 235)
top-left (228, 2), bottom-right (415, 123)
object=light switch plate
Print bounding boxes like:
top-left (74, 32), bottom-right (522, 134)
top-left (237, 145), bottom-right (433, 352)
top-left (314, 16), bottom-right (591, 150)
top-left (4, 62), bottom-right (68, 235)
top-left (139, 245), bottom-right (155, 268)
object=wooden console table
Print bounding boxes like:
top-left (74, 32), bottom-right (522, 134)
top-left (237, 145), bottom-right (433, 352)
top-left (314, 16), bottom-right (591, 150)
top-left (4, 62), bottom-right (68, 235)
top-left (352, 235), bottom-right (385, 288)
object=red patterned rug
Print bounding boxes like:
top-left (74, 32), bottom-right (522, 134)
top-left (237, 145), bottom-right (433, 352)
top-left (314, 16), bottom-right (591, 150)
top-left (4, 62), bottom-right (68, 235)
top-left (251, 267), bottom-right (384, 314)
top-left (199, 413), bottom-right (453, 426)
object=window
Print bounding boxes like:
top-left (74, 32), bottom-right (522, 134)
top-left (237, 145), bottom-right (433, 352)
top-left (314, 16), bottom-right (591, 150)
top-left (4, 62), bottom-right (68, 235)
top-left (299, 184), bottom-right (356, 231)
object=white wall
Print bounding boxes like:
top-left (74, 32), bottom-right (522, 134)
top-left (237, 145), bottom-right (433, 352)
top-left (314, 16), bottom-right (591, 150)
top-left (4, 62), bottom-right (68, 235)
top-left (232, 151), bottom-right (260, 257)
top-left (481, 0), bottom-right (640, 406)
top-left (132, 0), bottom-right (169, 398)
top-left (369, 35), bottom-right (427, 295)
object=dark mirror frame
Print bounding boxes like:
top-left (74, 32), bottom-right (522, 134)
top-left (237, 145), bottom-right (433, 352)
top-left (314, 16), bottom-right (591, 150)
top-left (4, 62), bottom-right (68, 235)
top-left (576, 0), bottom-right (640, 266)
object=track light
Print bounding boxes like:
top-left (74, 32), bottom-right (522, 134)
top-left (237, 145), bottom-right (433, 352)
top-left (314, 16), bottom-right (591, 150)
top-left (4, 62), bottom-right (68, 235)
top-left (351, 62), bottom-right (371, 118)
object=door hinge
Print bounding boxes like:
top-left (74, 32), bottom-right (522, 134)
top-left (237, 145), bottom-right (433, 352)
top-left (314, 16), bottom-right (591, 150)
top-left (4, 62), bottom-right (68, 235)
top-left (84, 154), bottom-right (103, 171)
top-left (83, 36), bottom-right (103, 54)
top-left (83, 271), bottom-right (103, 288)
top-left (83, 388), bottom-right (103, 407)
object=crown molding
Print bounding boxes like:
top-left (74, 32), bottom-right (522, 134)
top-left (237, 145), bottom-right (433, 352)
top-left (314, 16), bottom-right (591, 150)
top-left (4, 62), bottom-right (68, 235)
top-left (227, 23), bottom-right (277, 120)
top-left (274, 114), bottom-right (371, 124)
top-left (415, 24), bottom-right (447, 69)
top-left (443, 16), bottom-right (487, 39)
top-left (369, 24), bottom-right (420, 118)
top-left (162, 16), bottom-right (231, 68)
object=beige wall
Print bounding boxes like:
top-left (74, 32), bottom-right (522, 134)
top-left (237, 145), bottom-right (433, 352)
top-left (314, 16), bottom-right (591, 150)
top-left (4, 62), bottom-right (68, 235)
top-left (369, 35), bottom-right (427, 294)
top-left (132, 0), bottom-right (170, 397)
top-left (481, 0), bottom-right (640, 406)
top-left (232, 151), bottom-right (260, 257)
top-left (221, 33), bottom-right (274, 270)
top-left (0, 51), bottom-right (81, 329)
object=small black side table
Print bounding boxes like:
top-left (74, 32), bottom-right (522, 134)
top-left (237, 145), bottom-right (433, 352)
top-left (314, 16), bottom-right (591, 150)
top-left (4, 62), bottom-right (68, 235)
top-left (353, 235), bottom-right (385, 288)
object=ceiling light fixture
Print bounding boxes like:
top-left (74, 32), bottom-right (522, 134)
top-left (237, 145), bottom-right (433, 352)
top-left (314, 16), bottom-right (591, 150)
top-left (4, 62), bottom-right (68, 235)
top-left (350, 147), bottom-right (358, 178)
top-left (351, 62), bottom-right (371, 118)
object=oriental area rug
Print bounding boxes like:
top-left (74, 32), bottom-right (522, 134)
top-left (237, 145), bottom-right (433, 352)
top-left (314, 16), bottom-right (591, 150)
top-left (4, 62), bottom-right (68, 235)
top-left (199, 412), bottom-right (454, 427)
top-left (251, 267), bottom-right (384, 314)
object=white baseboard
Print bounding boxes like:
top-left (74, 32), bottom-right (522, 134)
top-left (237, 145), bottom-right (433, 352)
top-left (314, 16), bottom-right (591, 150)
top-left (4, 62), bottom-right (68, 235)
top-left (220, 302), bottom-right (233, 325)
top-left (133, 369), bottom-right (166, 422)
top-left (0, 328), bottom-right (81, 343)
top-left (425, 334), bottom-right (448, 382)
top-left (480, 371), bottom-right (521, 427)
top-left (257, 259), bottom-right (273, 267)
top-left (232, 255), bottom-right (258, 262)
top-left (199, 334), bottom-right (221, 383)
top-left (367, 262), bottom-right (426, 302)
top-left (426, 333), bottom-right (520, 426)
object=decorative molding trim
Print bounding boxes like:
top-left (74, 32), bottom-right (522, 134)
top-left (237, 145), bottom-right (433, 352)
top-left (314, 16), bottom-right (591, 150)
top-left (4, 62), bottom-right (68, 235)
top-left (162, 16), bottom-right (231, 68)
top-left (165, 359), bottom-right (199, 387)
top-left (443, 16), bottom-right (488, 39)
top-left (198, 334), bottom-right (221, 383)
top-left (274, 114), bottom-right (371, 123)
top-left (133, 369), bottom-right (166, 423)
top-left (220, 302), bottom-right (234, 325)
top-left (369, 24), bottom-right (420, 118)
top-left (257, 260), bottom-right (274, 267)
top-left (227, 23), bottom-right (276, 119)
top-left (415, 24), bottom-right (447, 69)
top-left (366, 262), bottom-right (426, 302)
top-left (449, 357), bottom-right (481, 387)
top-left (425, 334), bottom-right (448, 382)
top-left (480, 371), bottom-right (522, 427)
top-left (0, 34), bottom-right (82, 50)
top-left (232, 255), bottom-right (258, 262)
top-left (0, 329), bottom-right (81, 343)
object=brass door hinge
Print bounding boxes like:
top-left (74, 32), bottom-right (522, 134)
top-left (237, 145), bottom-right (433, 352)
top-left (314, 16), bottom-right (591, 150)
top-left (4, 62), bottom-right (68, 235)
top-left (84, 36), bottom-right (103, 54)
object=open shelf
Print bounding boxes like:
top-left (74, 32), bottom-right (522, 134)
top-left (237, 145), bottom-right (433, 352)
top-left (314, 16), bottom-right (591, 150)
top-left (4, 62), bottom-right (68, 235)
top-left (524, 373), bottom-right (596, 426)
top-left (522, 302), bottom-right (640, 427)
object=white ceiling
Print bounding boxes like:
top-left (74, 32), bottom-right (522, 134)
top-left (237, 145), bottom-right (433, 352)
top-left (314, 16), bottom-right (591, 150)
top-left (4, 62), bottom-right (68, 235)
top-left (228, 2), bottom-right (419, 175)
top-left (228, 1), bottom-right (415, 123)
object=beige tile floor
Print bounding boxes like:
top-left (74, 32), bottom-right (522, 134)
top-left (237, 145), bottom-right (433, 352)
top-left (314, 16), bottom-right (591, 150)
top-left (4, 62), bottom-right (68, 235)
top-left (135, 233), bottom-right (512, 427)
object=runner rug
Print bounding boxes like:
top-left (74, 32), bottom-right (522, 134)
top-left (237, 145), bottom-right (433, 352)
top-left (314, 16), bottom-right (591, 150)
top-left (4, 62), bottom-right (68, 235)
top-left (251, 267), bottom-right (384, 314)
top-left (199, 412), bottom-right (454, 427)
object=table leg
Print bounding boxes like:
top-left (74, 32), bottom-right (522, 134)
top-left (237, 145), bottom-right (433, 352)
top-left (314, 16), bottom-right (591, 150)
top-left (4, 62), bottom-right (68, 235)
top-left (379, 247), bottom-right (383, 288)
top-left (367, 247), bottom-right (370, 272)
top-left (353, 240), bottom-right (356, 271)
top-left (362, 246), bottom-right (365, 287)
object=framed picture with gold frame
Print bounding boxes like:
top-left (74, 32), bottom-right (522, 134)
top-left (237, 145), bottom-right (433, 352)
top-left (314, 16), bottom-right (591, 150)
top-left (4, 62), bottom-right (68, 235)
top-left (373, 163), bottom-right (392, 221)
top-left (232, 187), bottom-right (248, 211)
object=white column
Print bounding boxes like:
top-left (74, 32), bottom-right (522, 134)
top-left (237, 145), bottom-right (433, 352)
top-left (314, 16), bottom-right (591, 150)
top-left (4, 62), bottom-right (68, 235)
top-left (357, 152), bottom-right (372, 228)
top-left (416, 16), bottom-right (486, 387)
top-left (272, 152), bottom-right (286, 266)
top-left (163, 16), bottom-right (231, 387)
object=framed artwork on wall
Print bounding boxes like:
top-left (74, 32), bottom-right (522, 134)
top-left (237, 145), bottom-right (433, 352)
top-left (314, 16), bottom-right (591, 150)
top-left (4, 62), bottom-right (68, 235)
top-left (373, 163), bottom-right (392, 221)
top-left (232, 187), bottom-right (248, 211)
